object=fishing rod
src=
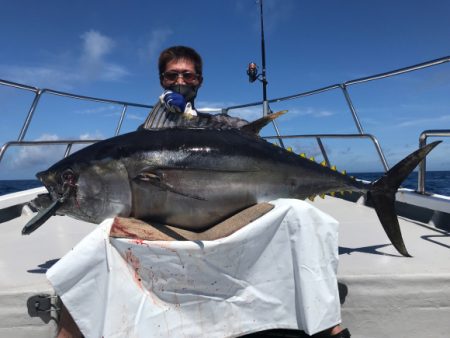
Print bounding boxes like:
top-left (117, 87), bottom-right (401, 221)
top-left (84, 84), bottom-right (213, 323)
top-left (247, 0), bottom-right (285, 147)
top-left (247, 0), bottom-right (268, 115)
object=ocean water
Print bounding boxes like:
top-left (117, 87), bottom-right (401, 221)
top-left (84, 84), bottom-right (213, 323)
top-left (0, 179), bottom-right (43, 196)
top-left (0, 171), bottom-right (449, 196)
top-left (350, 171), bottom-right (450, 196)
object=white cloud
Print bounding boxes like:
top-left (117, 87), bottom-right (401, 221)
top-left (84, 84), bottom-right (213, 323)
top-left (231, 106), bottom-right (265, 120)
top-left (125, 113), bottom-right (146, 121)
top-left (81, 30), bottom-right (115, 60)
top-left (290, 107), bottom-right (335, 118)
top-left (36, 134), bottom-right (60, 141)
top-left (397, 114), bottom-right (450, 127)
top-left (8, 133), bottom-right (102, 169)
top-left (74, 105), bottom-right (144, 121)
top-left (79, 131), bottom-right (104, 140)
top-left (197, 100), bottom-right (264, 120)
top-left (11, 134), bottom-right (61, 168)
top-left (102, 110), bottom-right (146, 122)
top-left (79, 30), bottom-right (128, 82)
top-left (197, 100), bottom-right (335, 121)
top-left (0, 65), bottom-right (79, 90)
top-left (139, 28), bottom-right (173, 62)
top-left (0, 30), bottom-right (128, 89)
top-left (74, 104), bottom-right (118, 115)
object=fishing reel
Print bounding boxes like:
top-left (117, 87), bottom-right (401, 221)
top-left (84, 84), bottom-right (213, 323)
top-left (247, 62), bottom-right (260, 83)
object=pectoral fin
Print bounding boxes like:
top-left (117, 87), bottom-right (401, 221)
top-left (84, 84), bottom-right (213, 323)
top-left (134, 171), bottom-right (205, 200)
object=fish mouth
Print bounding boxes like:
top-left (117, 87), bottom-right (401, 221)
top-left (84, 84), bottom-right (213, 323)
top-left (36, 170), bottom-right (62, 198)
top-left (37, 168), bottom-right (78, 201)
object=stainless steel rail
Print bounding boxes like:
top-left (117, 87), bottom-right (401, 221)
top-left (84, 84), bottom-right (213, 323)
top-left (0, 140), bottom-right (100, 163)
top-left (0, 78), bottom-right (153, 141)
top-left (418, 130), bottom-right (450, 194)
top-left (223, 55), bottom-right (450, 174)
top-left (221, 56), bottom-right (450, 111)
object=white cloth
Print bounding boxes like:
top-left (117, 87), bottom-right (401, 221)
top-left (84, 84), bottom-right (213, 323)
top-left (47, 199), bottom-right (341, 337)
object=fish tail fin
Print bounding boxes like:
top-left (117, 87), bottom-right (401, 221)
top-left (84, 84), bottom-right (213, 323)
top-left (368, 141), bottom-right (441, 257)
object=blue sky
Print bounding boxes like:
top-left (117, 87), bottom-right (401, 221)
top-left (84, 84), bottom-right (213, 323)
top-left (1, 0), bottom-right (450, 179)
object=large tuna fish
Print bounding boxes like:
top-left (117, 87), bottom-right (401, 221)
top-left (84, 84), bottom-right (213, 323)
top-left (20, 120), bottom-right (439, 257)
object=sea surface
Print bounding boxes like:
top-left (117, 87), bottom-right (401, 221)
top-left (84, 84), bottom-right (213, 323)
top-left (0, 180), bottom-right (43, 196)
top-left (1, 171), bottom-right (450, 196)
top-left (350, 170), bottom-right (450, 196)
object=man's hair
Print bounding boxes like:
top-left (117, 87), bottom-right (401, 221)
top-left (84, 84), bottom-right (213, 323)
top-left (158, 46), bottom-right (203, 76)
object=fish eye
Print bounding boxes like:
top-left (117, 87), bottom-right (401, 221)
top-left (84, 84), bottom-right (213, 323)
top-left (62, 169), bottom-right (75, 181)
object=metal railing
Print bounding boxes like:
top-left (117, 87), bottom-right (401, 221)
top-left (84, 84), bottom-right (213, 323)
top-left (264, 133), bottom-right (386, 170)
top-left (418, 130), bottom-right (450, 194)
top-left (0, 78), bottom-right (153, 142)
top-left (0, 140), bottom-right (101, 164)
top-left (223, 55), bottom-right (450, 177)
top-left (0, 78), bottom-right (153, 162)
top-left (220, 55), bottom-right (450, 114)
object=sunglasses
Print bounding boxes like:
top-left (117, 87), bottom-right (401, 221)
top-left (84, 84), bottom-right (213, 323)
top-left (161, 71), bottom-right (200, 83)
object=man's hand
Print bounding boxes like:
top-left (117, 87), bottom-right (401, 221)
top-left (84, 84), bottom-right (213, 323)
top-left (162, 90), bottom-right (186, 113)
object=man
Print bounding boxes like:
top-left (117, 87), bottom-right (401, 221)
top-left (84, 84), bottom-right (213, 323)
top-left (141, 45), bottom-right (249, 130)
top-left (144, 46), bottom-right (350, 338)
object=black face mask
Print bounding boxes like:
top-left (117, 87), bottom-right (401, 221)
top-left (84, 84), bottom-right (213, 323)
top-left (168, 84), bottom-right (199, 102)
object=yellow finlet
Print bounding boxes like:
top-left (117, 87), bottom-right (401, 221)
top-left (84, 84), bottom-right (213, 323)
top-left (320, 194), bottom-right (325, 199)
top-left (308, 195), bottom-right (315, 201)
top-left (341, 170), bottom-right (347, 175)
top-left (320, 161), bottom-right (327, 167)
top-left (309, 156), bottom-right (315, 162)
top-left (329, 192), bottom-right (336, 197)
top-left (287, 147), bottom-right (293, 152)
top-left (331, 165), bottom-right (337, 171)
top-left (300, 153), bottom-right (306, 158)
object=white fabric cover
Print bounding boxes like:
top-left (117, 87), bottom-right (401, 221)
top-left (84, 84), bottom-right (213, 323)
top-left (47, 199), bottom-right (341, 337)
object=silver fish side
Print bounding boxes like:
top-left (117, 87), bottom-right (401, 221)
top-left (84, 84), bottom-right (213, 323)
top-left (24, 127), bottom-right (440, 257)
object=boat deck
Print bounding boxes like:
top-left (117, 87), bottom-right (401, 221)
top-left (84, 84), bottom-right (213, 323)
top-left (310, 196), bottom-right (450, 338)
top-left (0, 188), bottom-right (95, 338)
top-left (1, 189), bottom-right (449, 337)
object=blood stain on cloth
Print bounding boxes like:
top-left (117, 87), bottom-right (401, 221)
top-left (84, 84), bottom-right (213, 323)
top-left (125, 248), bottom-right (143, 287)
top-left (132, 238), bottom-right (146, 245)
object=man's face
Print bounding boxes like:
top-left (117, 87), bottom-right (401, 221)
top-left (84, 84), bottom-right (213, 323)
top-left (161, 58), bottom-right (202, 89)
